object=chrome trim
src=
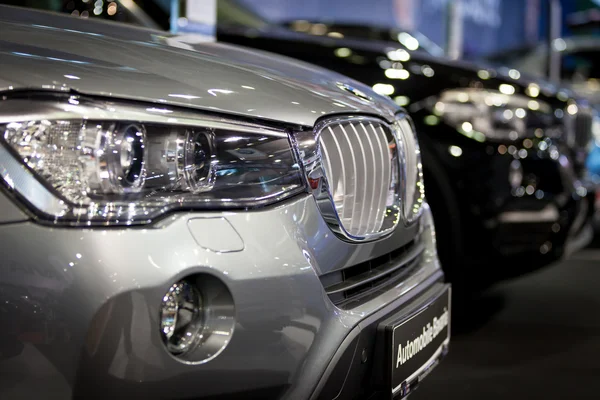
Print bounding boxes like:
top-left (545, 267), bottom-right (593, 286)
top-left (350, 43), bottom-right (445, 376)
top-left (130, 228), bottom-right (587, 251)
top-left (294, 114), bottom-right (422, 242)
top-left (0, 144), bottom-right (68, 217)
top-left (395, 114), bottom-right (425, 226)
top-left (497, 204), bottom-right (560, 223)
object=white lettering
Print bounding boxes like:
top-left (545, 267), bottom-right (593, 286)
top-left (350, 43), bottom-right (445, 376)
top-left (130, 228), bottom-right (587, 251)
top-left (394, 307), bottom-right (449, 370)
top-left (396, 343), bottom-right (404, 368)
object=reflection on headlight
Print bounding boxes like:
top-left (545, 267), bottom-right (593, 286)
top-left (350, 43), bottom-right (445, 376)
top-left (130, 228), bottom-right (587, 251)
top-left (0, 95), bottom-right (304, 226)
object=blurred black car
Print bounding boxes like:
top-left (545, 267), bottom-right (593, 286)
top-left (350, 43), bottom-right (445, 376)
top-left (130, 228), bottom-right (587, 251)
top-left (485, 35), bottom-right (600, 105)
top-left (215, 1), bottom-right (596, 291)
top-left (15, 0), bottom-right (596, 292)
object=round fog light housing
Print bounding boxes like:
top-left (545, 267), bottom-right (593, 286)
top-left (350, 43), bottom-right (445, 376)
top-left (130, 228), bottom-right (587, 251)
top-left (160, 280), bottom-right (204, 355)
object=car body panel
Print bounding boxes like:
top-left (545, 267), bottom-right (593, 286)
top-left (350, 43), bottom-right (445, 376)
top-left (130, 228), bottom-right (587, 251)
top-left (0, 5), bottom-right (398, 128)
top-left (0, 192), bottom-right (443, 399)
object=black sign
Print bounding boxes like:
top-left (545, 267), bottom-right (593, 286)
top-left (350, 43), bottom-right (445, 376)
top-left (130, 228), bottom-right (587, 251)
top-left (386, 288), bottom-right (450, 397)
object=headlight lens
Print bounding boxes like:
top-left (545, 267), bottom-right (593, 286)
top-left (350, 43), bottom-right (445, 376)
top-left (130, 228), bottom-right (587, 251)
top-left (0, 95), bottom-right (304, 225)
top-left (394, 116), bottom-right (425, 223)
top-left (425, 88), bottom-right (561, 142)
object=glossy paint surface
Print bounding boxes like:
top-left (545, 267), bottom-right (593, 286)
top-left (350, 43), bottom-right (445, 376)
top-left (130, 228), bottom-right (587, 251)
top-left (0, 6), bottom-right (399, 128)
top-left (0, 192), bottom-right (442, 398)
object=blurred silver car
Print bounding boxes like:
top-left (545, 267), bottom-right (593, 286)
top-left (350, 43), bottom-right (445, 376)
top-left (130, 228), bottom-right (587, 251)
top-left (0, 6), bottom-right (449, 399)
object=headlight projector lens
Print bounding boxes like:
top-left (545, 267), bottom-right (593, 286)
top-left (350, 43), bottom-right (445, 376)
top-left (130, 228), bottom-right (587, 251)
top-left (100, 123), bottom-right (148, 193)
top-left (160, 280), bottom-right (205, 355)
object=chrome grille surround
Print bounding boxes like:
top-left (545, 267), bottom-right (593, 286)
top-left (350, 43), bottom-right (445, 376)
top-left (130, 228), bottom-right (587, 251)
top-left (293, 114), bottom-right (424, 242)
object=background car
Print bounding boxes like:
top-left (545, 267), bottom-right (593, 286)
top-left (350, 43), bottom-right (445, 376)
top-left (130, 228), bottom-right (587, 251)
top-left (0, 5), bottom-right (449, 399)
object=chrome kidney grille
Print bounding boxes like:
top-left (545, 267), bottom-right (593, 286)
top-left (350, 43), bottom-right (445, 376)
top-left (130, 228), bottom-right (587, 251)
top-left (295, 114), bottom-right (423, 242)
top-left (319, 120), bottom-right (396, 237)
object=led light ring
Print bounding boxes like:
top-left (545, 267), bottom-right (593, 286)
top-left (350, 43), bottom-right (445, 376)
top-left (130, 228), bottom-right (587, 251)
top-left (97, 123), bottom-right (148, 194)
top-left (161, 280), bottom-right (205, 355)
top-left (176, 130), bottom-right (216, 192)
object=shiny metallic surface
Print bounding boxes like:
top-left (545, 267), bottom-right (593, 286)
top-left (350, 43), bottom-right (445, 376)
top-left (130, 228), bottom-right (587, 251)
top-left (0, 194), bottom-right (442, 399)
top-left (0, 5), bottom-right (398, 127)
top-left (0, 190), bottom-right (28, 224)
top-left (0, 95), bottom-right (305, 225)
top-left (0, 144), bottom-right (69, 217)
top-left (0, 7), bottom-right (445, 400)
top-left (295, 115), bottom-right (401, 241)
top-left (160, 280), bottom-right (204, 355)
top-left (294, 114), bottom-right (423, 242)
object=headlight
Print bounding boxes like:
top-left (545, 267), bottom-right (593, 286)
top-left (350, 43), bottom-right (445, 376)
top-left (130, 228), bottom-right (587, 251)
top-left (394, 116), bottom-right (425, 223)
top-left (423, 88), bottom-right (561, 142)
top-left (0, 94), bottom-right (304, 226)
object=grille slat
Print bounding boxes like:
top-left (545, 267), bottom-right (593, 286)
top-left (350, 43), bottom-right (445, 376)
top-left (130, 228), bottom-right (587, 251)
top-left (338, 123), bottom-right (359, 232)
top-left (324, 125), bottom-right (348, 223)
top-left (373, 123), bottom-right (390, 231)
top-left (360, 122), bottom-right (379, 233)
top-left (349, 122), bottom-right (369, 233)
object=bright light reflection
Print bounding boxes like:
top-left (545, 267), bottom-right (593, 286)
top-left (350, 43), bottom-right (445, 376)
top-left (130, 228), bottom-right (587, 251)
top-left (508, 69), bottom-right (521, 80)
top-left (385, 68), bottom-right (410, 80)
top-left (168, 94), bottom-right (200, 100)
top-left (334, 48), bottom-right (352, 57)
top-left (528, 100), bottom-right (540, 110)
top-left (477, 70), bottom-right (490, 80)
top-left (394, 96), bottom-right (410, 106)
top-left (398, 32), bottom-right (419, 50)
top-left (449, 145), bottom-right (462, 157)
top-left (208, 89), bottom-right (234, 96)
top-left (499, 84), bottom-right (515, 95)
top-left (386, 49), bottom-right (410, 62)
top-left (372, 83), bottom-right (395, 96)
top-left (146, 108), bottom-right (173, 114)
top-left (526, 84), bottom-right (540, 97)
top-left (64, 74), bottom-right (80, 80)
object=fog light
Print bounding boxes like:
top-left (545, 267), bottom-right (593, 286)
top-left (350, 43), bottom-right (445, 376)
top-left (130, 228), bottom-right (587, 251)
top-left (160, 280), bottom-right (204, 355)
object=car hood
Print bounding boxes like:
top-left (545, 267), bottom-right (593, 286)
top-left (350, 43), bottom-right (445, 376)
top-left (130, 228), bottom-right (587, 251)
top-left (0, 6), bottom-right (398, 127)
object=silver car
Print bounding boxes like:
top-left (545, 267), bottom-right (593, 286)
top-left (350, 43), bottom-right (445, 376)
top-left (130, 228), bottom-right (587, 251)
top-left (0, 6), bottom-right (450, 400)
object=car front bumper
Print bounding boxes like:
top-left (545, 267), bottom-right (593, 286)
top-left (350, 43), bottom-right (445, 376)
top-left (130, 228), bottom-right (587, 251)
top-left (0, 194), bottom-right (445, 400)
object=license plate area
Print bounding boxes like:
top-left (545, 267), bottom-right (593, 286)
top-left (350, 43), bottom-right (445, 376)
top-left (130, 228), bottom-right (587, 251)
top-left (379, 286), bottom-right (451, 398)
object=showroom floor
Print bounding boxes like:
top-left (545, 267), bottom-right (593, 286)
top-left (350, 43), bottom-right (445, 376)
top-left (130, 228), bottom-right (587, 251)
top-left (412, 244), bottom-right (600, 400)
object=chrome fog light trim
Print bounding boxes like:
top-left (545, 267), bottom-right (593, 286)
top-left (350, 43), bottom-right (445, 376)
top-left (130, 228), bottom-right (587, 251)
top-left (160, 273), bottom-right (235, 364)
top-left (161, 280), bottom-right (205, 355)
